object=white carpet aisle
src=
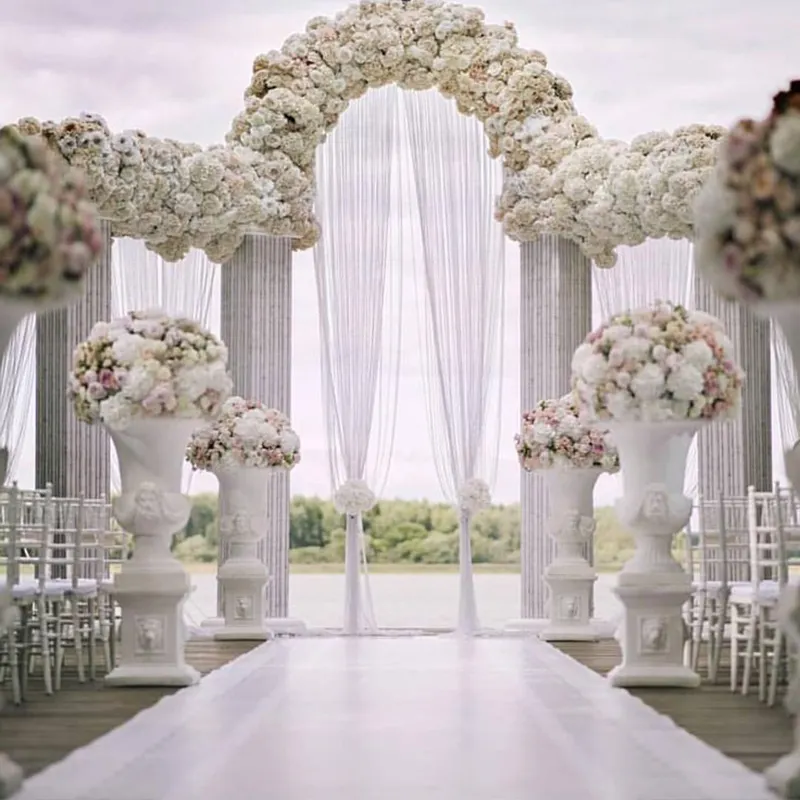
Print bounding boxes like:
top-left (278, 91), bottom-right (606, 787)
top-left (16, 637), bottom-right (775, 800)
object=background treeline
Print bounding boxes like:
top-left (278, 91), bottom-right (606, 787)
top-left (174, 494), bottom-right (637, 571)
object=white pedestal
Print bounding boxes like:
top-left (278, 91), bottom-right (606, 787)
top-left (214, 556), bottom-right (271, 641)
top-left (105, 565), bottom-right (200, 687)
top-left (608, 578), bottom-right (699, 688)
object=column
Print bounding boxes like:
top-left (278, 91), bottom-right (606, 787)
top-left (518, 236), bottom-right (592, 620)
top-left (36, 220), bottom-right (112, 499)
top-left (693, 272), bottom-right (772, 496)
top-left (221, 234), bottom-right (301, 630)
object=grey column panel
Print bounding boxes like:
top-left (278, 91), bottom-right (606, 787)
top-left (221, 235), bottom-right (292, 619)
top-left (693, 271), bottom-right (772, 497)
top-left (520, 236), bottom-right (592, 618)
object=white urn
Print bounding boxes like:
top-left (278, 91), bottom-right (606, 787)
top-left (105, 417), bottom-right (201, 687)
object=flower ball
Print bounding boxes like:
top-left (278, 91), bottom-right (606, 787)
top-left (572, 302), bottom-right (744, 423)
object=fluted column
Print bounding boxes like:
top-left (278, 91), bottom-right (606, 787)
top-left (520, 236), bottom-right (592, 618)
top-left (221, 234), bottom-right (292, 620)
top-left (36, 220), bottom-right (112, 498)
top-left (693, 272), bottom-right (772, 496)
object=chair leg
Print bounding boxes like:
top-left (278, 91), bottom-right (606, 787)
top-left (730, 606), bottom-right (740, 692)
top-left (691, 593), bottom-right (706, 672)
top-left (7, 625), bottom-right (21, 706)
top-left (87, 598), bottom-right (97, 681)
top-left (36, 598), bottom-right (53, 696)
top-left (710, 594), bottom-right (729, 684)
top-left (768, 627), bottom-right (783, 708)
top-left (758, 608), bottom-right (768, 703)
top-left (741, 608), bottom-right (757, 696)
top-left (71, 598), bottom-right (86, 683)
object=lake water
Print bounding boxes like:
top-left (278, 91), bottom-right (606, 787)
top-left (186, 572), bottom-right (622, 629)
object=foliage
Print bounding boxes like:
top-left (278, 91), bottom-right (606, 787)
top-left (173, 494), bottom-right (639, 572)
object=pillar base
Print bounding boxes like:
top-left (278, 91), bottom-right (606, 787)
top-left (0, 753), bottom-right (23, 799)
top-left (765, 750), bottom-right (800, 798)
top-left (105, 662), bottom-right (200, 687)
top-left (608, 662), bottom-right (700, 688)
top-left (540, 624), bottom-right (599, 642)
top-left (200, 616), bottom-right (306, 635)
top-left (505, 617), bottom-right (615, 638)
top-left (214, 627), bottom-right (273, 641)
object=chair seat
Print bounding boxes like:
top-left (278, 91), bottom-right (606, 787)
top-left (48, 578), bottom-right (99, 597)
top-left (730, 580), bottom-right (781, 604)
top-left (0, 578), bottom-right (38, 600)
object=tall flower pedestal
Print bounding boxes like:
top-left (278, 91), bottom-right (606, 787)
top-left (105, 418), bottom-right (200, 687)
top-left (607, 421), bottom-right (702, 688)
top-left (213, 467), bottom-right (272, 641)
top-left (539, 469), bottom-right (600, 641)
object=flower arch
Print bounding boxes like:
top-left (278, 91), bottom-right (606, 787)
top-left (11, 0), bottom-right (726, 266)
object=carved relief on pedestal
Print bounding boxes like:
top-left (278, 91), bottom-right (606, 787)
top-left (135, 615), bottom-right (166, 654)
top-left (638, 616), bottom-right (669, 654)
top-left (558, 595), bottom-right (580, 621)
top-left (234, 596), bottom-right (254, 621)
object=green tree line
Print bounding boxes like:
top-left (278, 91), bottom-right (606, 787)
top-left (173, 494), bottom-right (638, 572)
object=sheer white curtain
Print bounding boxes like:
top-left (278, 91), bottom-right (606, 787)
top-left (592, 238), bottom-right (698, 496)
top-left (110, 239), bottom-right (218, 492)
top-left (402, 90), bottom-right (505, 635)
top-left (0, 316), bottom-right (35, 482)
top-left (314, 86), bottom-right (403, 634)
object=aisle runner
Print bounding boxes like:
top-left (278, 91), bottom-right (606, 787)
top-left (16, 638), bottom-right (776, 800)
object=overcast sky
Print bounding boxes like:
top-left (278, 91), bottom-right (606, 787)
top-left (1, 0), bottom-right (798, 504)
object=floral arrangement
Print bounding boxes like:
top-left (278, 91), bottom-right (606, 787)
top-left (0, 125), bottom-right (103, 301)
top-left (572, 302), bottom-right (744, 423)
top-left (694, 80), bottom-right (800, 302)
top-left (334, 479), bottom-right (376, 516)
top-left (186, 396), bottom-right (300, 472)
top-left (14, 114), bottom-right (316, 263)
top-left (68, 309), bottom-right (233, 429)
top-left (515, 394), bottom-right (619, 471)
top-left (458, 478), bottom-right (491, 514)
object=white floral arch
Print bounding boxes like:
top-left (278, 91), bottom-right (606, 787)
top-left (14, 0), bottom-right (725, 266)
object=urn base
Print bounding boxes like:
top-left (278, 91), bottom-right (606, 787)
top-left (765, 751), bottom-right (800, 798)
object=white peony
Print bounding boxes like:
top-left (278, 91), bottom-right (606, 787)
top-left (666, 363), bottom-right (705, 401)
top-left (111, 333), bottom-right (147, 364)
top-left (630, 363), bottom-right (665, 400)
top-left (681, 340), bottom-right (714, 370)
top-left (582, 354), bottom-right (609, 384)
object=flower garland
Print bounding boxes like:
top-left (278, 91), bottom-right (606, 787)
top-left (12, 1), bottom-right (728, 265)
top-left (186, 396), bottom-right (300, 472)
top-left (572, 302), bottom-right (744, 423)
top-left (69, 309), bottom-right (233, 429)
top-left (14, 114), bottom-right (317, 263)
top-left (515, 394), bottom-right (619, 471)
top-left (458, 478), bottom-right (491, 514)
top-left (694, 80), bottom-right (800, 302)
top-left (334, 479), bottom-right (376, 515)
top-left (0, 125), bottom-right (103, 303)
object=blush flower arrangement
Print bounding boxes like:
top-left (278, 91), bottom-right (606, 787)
top-left (694, 80), bottom-right (800, 302)
top-left (186, 396), bottom-right (300, 472)
top-left (0, 125), bottom-right (103, 303)
top-left (572, 302), bottom-right (744, 423)
top-left (515, 393), bottom-right (619, 471)
top-left (69, 309), bottom-right (233, 429)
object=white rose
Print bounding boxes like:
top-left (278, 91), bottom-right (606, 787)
top-left (261, 423), bottom-right (280, 447)
top-left (111, 334), bottom-right (147, 364)
top-left (571, 343), bottom-right (594, 372)
top-left (280, 430), bottom-right (300, 454)
top-left (667, 363), bottom-right (705, 401)
top-left (606, 390), bottom-right (635, 419)
top-left (619, 337), bottom-right (652, 362)
top-left (602, 325), bottom-right (632, 343)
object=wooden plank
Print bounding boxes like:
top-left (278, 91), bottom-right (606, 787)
top-left (553, 639), bottom-right (795, 773)
top-left (0, 640), bottom-right (259, 779)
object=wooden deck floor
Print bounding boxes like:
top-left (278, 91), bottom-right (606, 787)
top-left (0, 640), bottom-right (259, 779)
top-left (0, 637), bottom-right (794, 781)
top-left (553, 639), bottom-right (794, 773)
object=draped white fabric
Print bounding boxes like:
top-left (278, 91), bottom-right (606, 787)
top-left (313, 86), bottom-right (403, 634)
top-left (401, 90), bottom-right (505, 635)
top-left (110, 239), bottom-right (218, 492)
top-left (0, 315), bottom-right (35, 481)
top-left (592, 238), bottom-right (698, 496)
top-left (773, 324), bottom-right (800, 454)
